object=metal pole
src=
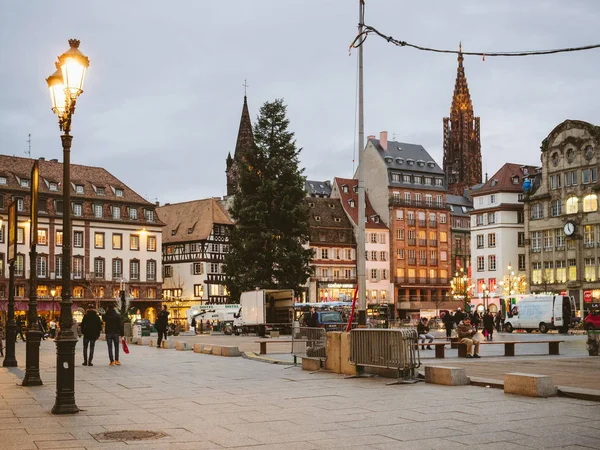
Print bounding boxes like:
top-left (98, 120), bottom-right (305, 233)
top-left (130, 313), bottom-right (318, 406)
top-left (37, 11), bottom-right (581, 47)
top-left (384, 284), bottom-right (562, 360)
top-left (3, 261), bottom-right (17, 367)
top-left (357, 0), bottom-right (367, 326)
top-left (52, 133), bottom-right (79, 414)
top-left (22, 241), bottom-right (43, 385)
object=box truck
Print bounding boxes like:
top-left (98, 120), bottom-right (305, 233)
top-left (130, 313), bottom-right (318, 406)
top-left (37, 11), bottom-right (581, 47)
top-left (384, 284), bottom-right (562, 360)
top-left (504, 294), bottom-right (576, 333)
top-left (235, 289), bottom-right (295, 336)
top-left (186, 304), bottom-right (241, 335)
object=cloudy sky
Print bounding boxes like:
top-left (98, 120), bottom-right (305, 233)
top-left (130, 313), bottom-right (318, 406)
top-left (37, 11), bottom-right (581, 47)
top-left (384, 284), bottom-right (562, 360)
top-left (1, 1), bottom-right (599, 204)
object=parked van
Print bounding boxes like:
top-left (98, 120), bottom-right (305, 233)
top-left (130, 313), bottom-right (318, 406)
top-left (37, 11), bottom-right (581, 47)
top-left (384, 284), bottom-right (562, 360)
top-left (504, 295), bottom-right (576, 334)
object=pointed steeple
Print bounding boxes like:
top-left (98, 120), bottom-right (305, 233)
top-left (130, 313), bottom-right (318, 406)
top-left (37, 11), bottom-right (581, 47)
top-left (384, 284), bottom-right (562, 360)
top-left (234, 95), bottom-right (254, 161)
top-left (450, 43), bottom-right (473, 117)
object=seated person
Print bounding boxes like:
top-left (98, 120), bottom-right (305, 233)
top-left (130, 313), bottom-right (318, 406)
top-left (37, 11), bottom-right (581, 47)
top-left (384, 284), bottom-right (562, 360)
top-left (456, 317), bottom-right (480, 358)
top-left (417, 317), bottom-right (434, 350)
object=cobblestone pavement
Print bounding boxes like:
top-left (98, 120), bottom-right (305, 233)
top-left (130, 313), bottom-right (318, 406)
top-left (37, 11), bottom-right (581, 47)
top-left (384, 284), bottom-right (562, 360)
top-left (0, 338), bottom-right (599, 449)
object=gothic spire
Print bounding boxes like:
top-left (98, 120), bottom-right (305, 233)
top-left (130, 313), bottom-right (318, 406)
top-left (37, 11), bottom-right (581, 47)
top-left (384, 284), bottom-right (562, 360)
top-left (450, 43), bottom-right (473, 118)
top-left (234, 95), bottom-right (254, 161)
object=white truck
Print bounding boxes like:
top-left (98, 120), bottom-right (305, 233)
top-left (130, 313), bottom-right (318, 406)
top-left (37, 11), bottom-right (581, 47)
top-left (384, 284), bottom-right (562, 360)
top-left (186, 304), bottom-right (241, 335)
top-left (235, 289), bottom-right (295, 336)
top-left (504, 294), bottom-right (576, 334)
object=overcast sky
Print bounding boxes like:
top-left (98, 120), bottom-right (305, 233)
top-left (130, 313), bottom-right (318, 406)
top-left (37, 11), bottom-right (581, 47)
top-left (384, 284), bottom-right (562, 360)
top-left (1, 1), bottom-right (599, 204)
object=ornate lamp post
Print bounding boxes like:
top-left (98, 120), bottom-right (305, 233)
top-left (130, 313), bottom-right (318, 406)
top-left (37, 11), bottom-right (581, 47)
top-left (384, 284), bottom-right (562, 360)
top-left (46, 39), bottom-right (89, 415)
top-left (450, 267), bottom-right (472, 311)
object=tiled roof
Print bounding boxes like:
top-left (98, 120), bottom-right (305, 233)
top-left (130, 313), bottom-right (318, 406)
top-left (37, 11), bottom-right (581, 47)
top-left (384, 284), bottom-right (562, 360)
top-left (156, 198), bottom-right (233, 244)
top-left (306, 197), bottom-right (351, 229)
top-left (447, 194), bottom-right (473, 217)
top-left (475, 163), bottom-right (540, 195)
top-left (305, 179), bottom-right (332, 197)
top-left (0, 154), bottom-right (152, 205)
top-left (369, 138), bottom-right (445, 176)
top-left (333, 177), bottom-right (387, 230)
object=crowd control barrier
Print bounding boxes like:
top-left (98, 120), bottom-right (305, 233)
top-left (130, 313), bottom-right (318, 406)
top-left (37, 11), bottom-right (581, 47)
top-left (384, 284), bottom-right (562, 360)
top-left (291, 326), bottom-right (327, 366)
top-left (349, 328), bottom-right (421, 383)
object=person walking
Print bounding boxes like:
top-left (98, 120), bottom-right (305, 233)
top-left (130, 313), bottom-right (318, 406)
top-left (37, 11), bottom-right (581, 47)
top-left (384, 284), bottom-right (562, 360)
top-left (191, 316), bottom-right (197, 335)
top-left (442, 311), bottom-right (454, 340)
top-left (483, 310), bottom-right (495, 341)
top-left (15, 316), bottom-right (25, 342)
top-left (472, 311), bottom-right (481, 332)
top-left (49, 319), bottom-right (57, 339)
top-left (417, 317), bottom-right (434, 350)
top-left (81, 303), bottom-right (102, 366)
top-left (155, 305), bottom-right (169, 349)
top-left (494, 311), bottom-right (503, 332)
top-left (456, 317), bottom-right (480, 358)
top-left (102, 304), bottom-right (122, 366)
top-left (307, 307), bottom-right (319, 328)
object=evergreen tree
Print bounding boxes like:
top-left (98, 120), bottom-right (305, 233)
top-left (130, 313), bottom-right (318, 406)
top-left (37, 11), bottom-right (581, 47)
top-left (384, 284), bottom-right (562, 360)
top-left (224, 99), bottom-right (313, 301)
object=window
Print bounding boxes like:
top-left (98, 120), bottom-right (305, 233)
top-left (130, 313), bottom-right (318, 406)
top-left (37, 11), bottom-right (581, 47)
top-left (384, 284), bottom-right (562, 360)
top-left (130, 260), bottom-right (140, 280)
top-left (583, 169), bottom-right (591, 184)
top-left (477, 256), bottom-right (485, 271)
top-left (55, 256), bottom-right (62, 279)
top-left (517, 211), bottom-right (524, 223)
top-left (488, 233), bottom-right (496, 248)
top-left (568, 259), bottom-right (577, 281)
top-left (566, 196), bottom-right (578, 214)
top-left (37, 229), bottom-right (48, 245)
top-left (17, 227), bottom-right (24, 244)
top-left (488, 255), bottom-right (496, 271)
top-left (112, 233), bottom-right (122, 250)
top-left (585, 225), bottom-right (595, 247)
top-left (74, 231), bottom-right (83, 247)
top-left (380, 251), bottom-right (387, 261)
top-left (550, 174), bottom-right (561, 190)
top-left (210, 263), bottom-right (219, 273)
top-left (345, 248), bottom-right (352, 259)
top-left (130, 235), bottom-right (139, 250)
top-left (440, 231), bottom-right (447, 243)
top-left (370, 251), bottom-right (377, 261)
top-left (436, 195), bottom-right (443, 207)
top-left (531, 203), bottom-right (544, 220)
top-left (321, 249), bottom-right (328, 259)
top-left (163, 265), bottom-right (173, 278)
top-left (0, 176), bottom-right (5, 185)
top-left (0, 226), bottom-right (3, 243)
top-left (96, 187), bottom-right (105, 196)
top-left (73, 257), bottom-right (83, 279)
top-left (476, 234), bottom-right (484, 249)
top-left (583, 194), bottom-right (598, 212)
top-left (585, 258), bottom-right (596, 282)
top-left (194, 285), bottom-right (204, 297)
top-left (14, 254), bottom-right (24, 276)
top-left (543, 230), bottom-right (553, 250)
top-left (435, 178), bottom-right (443, 186)
top-left (20, 179), bottom-right (29, 188)
top-left (556, 260), bottom-right (566, 283)
top-left (145, 210), bottom-right (154, 222)
top-left (531, 231), bottom-right (541, 252)
top-left (404, 192), bottom-right (411, 204)
top-left (115, 189), bottom-right (123, 197)
top-left (396, 229), bottom-right (404, 240)
top-left (37, 255), bottom-right (47, 278)
top-left (147, 236), bottom-right (156, 251)
top-left (129, 207), bottom-right (138, 220)
top-left (440, 251), bottom-right (448, 262)
top-left (551, 199), bottom-right (562, 217)
top-left (75, 185), bottom-right (84, 194)
top-left (518, 254), bottom-right (526, 271)
top-left (565, 170), bottom-right (578, 186)
top-left (476, 215), bottom-right (484, 226)
top-left (396, 210), bottom-right (404, 220)
top-left (94, 258), bottom-right (104, 278)
top-left (93, 204), bottom-right (103, 218)
top-left (370, 269), bottom-right (378, 280)
top-left (397, 249), bottom-right (405, 260)
top-left (112, 206), bottom-right (121, 219)
top-left (94, 232), bottom-right (104, 249)
top-left (518, 232), bottom-right (525, 247)
top-left (490, 194), bottom-right (496, 204)
top-left (555, 228), bottom-right (565, 248)
top-left (439, 214), bottom-right (447, 224)
top-left (532, 262), bottom-right (542, 285)
top-left (543, 261), bottom-right (554, 284)
top-left (192, 262), bottom-right (203, 275)
top-left (55, 200), bottom-right (63, 215)
top-left (112, 259), bottom-right (123, 279)
top-left (72, 203), bottom-right (82, 217)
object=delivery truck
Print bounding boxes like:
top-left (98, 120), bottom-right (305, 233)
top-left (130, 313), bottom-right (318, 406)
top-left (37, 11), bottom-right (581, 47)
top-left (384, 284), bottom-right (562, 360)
top-left (186, 304), bottom-right (241, 335)
top-left (235, 289), bottom-right (295, 336)
top-left (504, 294), bottom-right (576, 333)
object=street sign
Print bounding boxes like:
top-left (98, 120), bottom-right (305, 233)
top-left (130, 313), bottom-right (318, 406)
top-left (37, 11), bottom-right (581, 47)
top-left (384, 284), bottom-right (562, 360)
top-left (30, 160), bottom-right (39, 246)
top-left (7, 201), bottom-right (17, 263)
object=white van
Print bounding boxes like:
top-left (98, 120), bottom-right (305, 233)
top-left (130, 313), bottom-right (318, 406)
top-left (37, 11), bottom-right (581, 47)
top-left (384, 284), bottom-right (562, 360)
top-left (504, 294), bottom-right (576, 334)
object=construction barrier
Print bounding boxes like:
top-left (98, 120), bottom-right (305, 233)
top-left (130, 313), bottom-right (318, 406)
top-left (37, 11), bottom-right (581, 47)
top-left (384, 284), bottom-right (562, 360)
top-left (291, 326), bottom-right (327, 364)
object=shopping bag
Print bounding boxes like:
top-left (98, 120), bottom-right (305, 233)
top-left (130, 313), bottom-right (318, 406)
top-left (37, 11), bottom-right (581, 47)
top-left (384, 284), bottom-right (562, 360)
top-left (121, 337), bottom-right (130, 354)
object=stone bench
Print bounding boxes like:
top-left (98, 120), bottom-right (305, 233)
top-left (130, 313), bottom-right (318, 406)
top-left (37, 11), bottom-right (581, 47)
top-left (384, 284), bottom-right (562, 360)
top-left (161, 340), bottom-right (175, 349)
top-left (424, 366), bottom-right (470, 386)
top-left (414, 342), bottom-right (450, 359)
top-left (457, 340), bottom-right (564, 357)
top-left (254, 338), bottom-right (292, 355)
top-left (137, 337), bottom-right (151, 346)
top-left (504, 373), bottom-right (557, 398)
top-left (175, 341), bottom-right (192, 351)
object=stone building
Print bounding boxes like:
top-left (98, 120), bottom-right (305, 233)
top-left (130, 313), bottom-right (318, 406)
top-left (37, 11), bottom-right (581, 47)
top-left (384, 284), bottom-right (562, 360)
top-left (443, 45), bottom-right (482, 196)
top-left (447, 194), bottom-right (473, 276)
top-left (524, 119), bottom-right (600, 315)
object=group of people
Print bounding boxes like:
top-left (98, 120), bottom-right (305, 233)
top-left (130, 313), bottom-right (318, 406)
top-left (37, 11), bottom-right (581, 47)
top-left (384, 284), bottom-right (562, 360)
top-left (190, 316), bottom-right (216, 334)
top-left (80, 303), bottom-right (123, 366)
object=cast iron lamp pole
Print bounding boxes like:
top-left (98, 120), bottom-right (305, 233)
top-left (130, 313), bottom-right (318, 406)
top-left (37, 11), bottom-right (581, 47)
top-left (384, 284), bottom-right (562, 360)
top-left (50, 288), bottom-right (56, 321)
top-left (46, 39), bottom-right (89, 415)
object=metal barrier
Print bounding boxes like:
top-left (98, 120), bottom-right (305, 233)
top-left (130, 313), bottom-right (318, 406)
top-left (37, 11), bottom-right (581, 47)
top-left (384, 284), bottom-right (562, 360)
top-left (291, 326), bottom-right (327, 364)
top-left (350, 328), bottom-right (421, 383)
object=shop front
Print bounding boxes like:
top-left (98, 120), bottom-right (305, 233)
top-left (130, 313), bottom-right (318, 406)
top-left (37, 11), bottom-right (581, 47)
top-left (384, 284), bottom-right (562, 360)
top-left (317, 282), bottom-right (355, 303)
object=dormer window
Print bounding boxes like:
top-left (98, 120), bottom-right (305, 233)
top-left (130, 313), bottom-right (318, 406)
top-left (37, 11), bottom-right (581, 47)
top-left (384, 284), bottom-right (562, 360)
top-left (352, 186), bottom-right (358, 193)
top-left (384, 157), bottom-right (393, 164)
top-left (417, 160), bottom-right (425, 167)
top-left (491, 179), bottom-right (498, 186)
top-left (512, 176), bottom-right (519, 184)
top-left (21, 179), bottom-right (29, 188)
top-left (328, 203), bottom-right (335, 209)
top-left (395, 158), bottom-right (404, 165)
top-left (349, 200), bottom-right (355, 208)
top-left (49, 183), bottom-right (58, 191)
top-left (144, 210), bottom-right (154, 222)
top-left (308, 202), bottom-right (315, 207)
top-left (171, 230), bottom-right (177, 236)
top-left (75, 185), bottom-right (84, 194)
top-left (342, 185), bottom-right (348, 193)
top-left (315, 216), bottom-right (321, 222)
top-left (334, 217), bottom-right (341, 223)
top-left (115, 189), bottom-right (123, 197)
top-left (0, 176), bottom-right (6, 185)
top-left (188, 228), bottom-right (193, 234)
top-left (373, 215), bottom-right (380, 223)
top-left (407, 159), bottom-right (415, 166)
top-left (97, 187), bottom-right (105, 195)
top-left (319, 184), bottom-right (324, 188)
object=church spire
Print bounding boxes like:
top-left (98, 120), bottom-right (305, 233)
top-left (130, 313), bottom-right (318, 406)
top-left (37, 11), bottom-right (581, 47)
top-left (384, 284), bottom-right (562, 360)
top-left (450, 43), bottom-right (473, 118)
top-left (227, 94), bottom-right (255, 196)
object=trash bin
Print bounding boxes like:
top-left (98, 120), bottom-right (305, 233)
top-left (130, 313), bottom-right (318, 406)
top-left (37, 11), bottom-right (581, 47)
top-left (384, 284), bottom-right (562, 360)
top-left (587, 330), bottom-right (600, 356)
top-left (133, 325), bottom-right (142, 339)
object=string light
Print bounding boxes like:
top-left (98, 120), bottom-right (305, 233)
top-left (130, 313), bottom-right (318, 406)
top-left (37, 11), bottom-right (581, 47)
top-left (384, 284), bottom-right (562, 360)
top-left (350, 23), bottom-right (600, 58)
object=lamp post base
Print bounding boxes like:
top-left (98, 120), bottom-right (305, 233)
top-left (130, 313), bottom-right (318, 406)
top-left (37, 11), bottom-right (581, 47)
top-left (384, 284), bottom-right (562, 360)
top-left (22, 330), bottom-right (43, 386)
top-left (3, 326), bottom-right (18, 367)
top-left (51, 336), bottom-right (79, 415)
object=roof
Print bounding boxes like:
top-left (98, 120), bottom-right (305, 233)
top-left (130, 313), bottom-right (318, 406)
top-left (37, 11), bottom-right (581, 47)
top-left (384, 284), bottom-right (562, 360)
top-left (305, 179), bottom-right (332, 197)
top-left (0, 154), bottom-right (153, 205)
top-left (305, 197), bottom-right (351, 229)
top-left (156, 198), bottom-right (233, 244)
top-left (233, 96), bottom-right (254, 160)
top-left (474, 163), bottom-right (540, 195)
top-left (369, 138), bottom-right (445, 180)
top-left (446, 194), bottom-right (473, 217)
top-left (333, 177), bottom-right (387, 230)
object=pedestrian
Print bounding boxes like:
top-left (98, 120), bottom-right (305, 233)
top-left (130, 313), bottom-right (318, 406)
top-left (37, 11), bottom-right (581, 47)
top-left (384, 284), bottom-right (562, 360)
top-left (495, 312), bottom-right (503, 332)
top-left (442, 311), bottom-right (454, 339)
top-left (191, 316), bottom-right (197, 334)
top-left (49, 319), bottom-right (57, 339)
top-left (456, 317), bottom-right (480, 358)
top-left (81, 303), bottom-right (102, 366)
top-left (205, 319), bottom-right (211, 332)
top-left (417, 317), bottom-right (434, 350)
top-left (102, 304), bottom-right (122, 366)
top-left (483, 310), bottom-right (495, 341)
top-left (155, 305), bottom-right (169, 348)
top-left (307, 307), bottom-right (319, 327)
top-left (454, 307), bottom-right (465, 326)
top-left (472, 311), bottom-right (481, 332)
top-left (15, 316), bottom-right (25, 342)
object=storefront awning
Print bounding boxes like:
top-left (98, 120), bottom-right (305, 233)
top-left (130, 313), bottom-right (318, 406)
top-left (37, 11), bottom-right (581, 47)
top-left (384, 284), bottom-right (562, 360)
top-left (0, 300), bottom-right (79, 312)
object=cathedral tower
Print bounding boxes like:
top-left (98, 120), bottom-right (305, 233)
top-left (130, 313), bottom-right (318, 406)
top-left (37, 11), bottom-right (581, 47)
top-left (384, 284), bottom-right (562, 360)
top-left (226, 95), bottom-right (254, 196)
top-left (443, 45), bottom-right (482, 195)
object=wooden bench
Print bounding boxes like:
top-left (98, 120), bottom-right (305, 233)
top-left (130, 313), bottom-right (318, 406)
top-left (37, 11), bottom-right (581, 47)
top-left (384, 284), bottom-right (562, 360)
top-left (457, 339), bottom-right (564, 357)
top-left (415, 342), bottom-right (449, 359)
top-left (254, 339), bottom-right (292, 355)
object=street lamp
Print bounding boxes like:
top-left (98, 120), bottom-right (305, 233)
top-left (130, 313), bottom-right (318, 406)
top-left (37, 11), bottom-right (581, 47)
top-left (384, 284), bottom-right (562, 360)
top-left (450, 267), bottom-right (471, 311)
top-left (46, 39), bottom-right (89, 415)
top-left (50, 288), bottom-right (56, 321)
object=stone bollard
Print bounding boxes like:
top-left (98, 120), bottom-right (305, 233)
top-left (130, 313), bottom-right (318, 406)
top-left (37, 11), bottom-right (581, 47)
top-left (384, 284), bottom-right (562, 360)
top-left (193, 343), bottom-right (205, 353)
top-left (504, 373), bottom-right (557, 398)
top-left (176, 341), bottom-right (191, 351)
top-left (325, 332), bottom-right (342, 373)
top-left (340, 332), bottom-right (356, 376)
top-left (424, 366), bottom-right (470, 386)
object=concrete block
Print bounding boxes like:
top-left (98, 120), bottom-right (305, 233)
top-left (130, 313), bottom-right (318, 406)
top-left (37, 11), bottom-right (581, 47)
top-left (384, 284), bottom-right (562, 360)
top-left (148, 338), bottom-right (157, 347)
top-left (425, 366), bottom-right (470, 386)
top-left (193, 343), bottom-right (205, 353)
top-left (340, 332), bottom-right (356, 376)
top-left (504, 373), bottom-right (557, 398)
top-left (212, 346), bottom-right (223, 356)
top-left (161, 340), bottom-right (175, 349)
top-left (176, 341), bottom-right (191, 351)
top-left (325, 332), bottom-right (342, 373)
top-left (139, 337), bottom-right (151, 346)
top-left (302, 358), bottom-right (321, 371)
top-left (220, 346), bottom-right (242, 357)
top-left (270, 331), bottom-right (280, 338)
top-left (202, 345), bottom-right (213, 355)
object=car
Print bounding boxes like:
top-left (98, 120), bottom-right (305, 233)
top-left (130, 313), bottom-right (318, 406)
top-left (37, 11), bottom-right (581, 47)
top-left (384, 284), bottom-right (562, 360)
top-left (133, 318), bottom-right (152, 335)
top-left (584, 309), bottom-right (600, 330)
top-left (299, 310), bottom-right (346, 331)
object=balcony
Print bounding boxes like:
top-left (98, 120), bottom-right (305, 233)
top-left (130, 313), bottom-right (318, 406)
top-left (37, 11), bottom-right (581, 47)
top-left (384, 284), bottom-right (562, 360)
top-left (429, 221), bottom-right (437, 228)
top-left (408, 239), bottom-right (416, 246)
top-left (390, 198), bottom-right (449, 210)
top-left (418, 220), bottom-right (426, 227)
top-left (419, 259), bottom-right (427, 265)
top-left (408, 258), bottom-right (416, 265)
top-left (430, 259), bottom-right (438, 266)
top-left (418, 239), bottom-right (427, 246)
top-left (429, 240), bottom-right (438, 247)
top-left (407, 219), bottom-right (416, 226)
top-left (207, 273), bottom-right (226, 283)
top-left (394, 276), bottom-right (449, 286)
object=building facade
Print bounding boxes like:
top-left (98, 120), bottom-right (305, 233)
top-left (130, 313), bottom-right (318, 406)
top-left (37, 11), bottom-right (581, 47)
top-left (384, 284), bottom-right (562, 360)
top-left (331, 177), bottom-right (393, 315)
top-left (525, 119), bottom-right (600, 315)
top-left (0, 155), bottom-right (164, 322)
top-left (443, 45), bottom-right (482, 196)
top-left (448, 194), bottom-right (473, 276)
top-left (305, 197), bottom-right (356, 303)
top-left (156, 198), bottom-right (233, 327)
top-left (362, 132), bottom-right (459, 319)
top-left (470, 163), bottom-right (536, 313)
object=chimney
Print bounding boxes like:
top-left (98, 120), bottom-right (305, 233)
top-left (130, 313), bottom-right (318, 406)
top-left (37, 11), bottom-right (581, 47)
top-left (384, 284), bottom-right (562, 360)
top-left (380, 131), bottom-right (388, 151)
top-left (50, 159), bottom-right (58, 162)
top-left (155, 201), bottom-right (160, 206)
top-left (39, 157), bottom-right (45, 161)
top-left (367, 134), bottom-right (375, 141)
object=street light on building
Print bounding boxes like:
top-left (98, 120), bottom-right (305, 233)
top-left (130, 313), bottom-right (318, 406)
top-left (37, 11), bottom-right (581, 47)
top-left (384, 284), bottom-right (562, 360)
top-left (46, 38), bottom-right (89, 415)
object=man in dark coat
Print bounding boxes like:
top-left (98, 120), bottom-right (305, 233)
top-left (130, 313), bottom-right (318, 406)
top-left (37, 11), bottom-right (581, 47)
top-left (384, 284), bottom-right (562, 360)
top-left (442, 311), bottom-right (454, 339)
top-left (81, 304), bottom-right (102, 366)
top-left (15, 316), bottom-right (25, 342)
top-left (155, 305), bottom-right (169, 348)
top-left (454, 308), bottom-right (465, 325)
top-left (307, 308), bottom-right (319, 328)
top-left (102, 304), bottom-right (122, 366)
